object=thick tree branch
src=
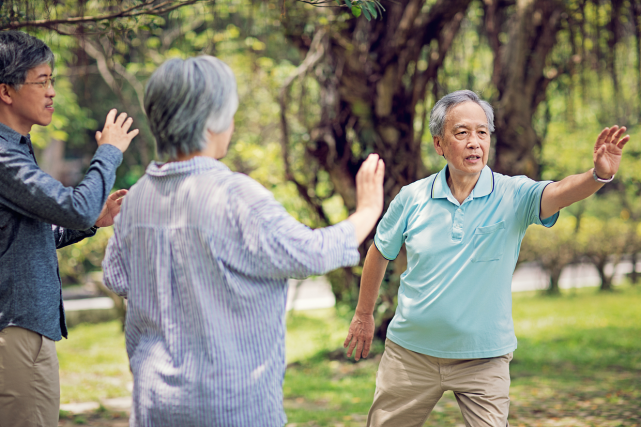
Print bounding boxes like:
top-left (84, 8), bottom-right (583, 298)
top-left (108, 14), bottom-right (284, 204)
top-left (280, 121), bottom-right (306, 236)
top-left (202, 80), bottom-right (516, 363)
top-left (1, 0), bottom-right (203, 32)
top-left (279, 30), bottom-right (330, 225)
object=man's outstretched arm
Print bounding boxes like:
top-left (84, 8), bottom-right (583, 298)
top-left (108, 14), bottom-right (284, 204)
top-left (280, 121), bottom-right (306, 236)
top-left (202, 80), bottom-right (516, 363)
top-left (540, 126), bottom-right (630, 219)
top-left (343, 243), bottom-right (389, 361)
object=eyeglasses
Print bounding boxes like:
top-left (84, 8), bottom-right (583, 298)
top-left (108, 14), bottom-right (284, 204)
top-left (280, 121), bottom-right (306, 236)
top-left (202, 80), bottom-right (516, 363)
top-left (23, 77), bottom-right (55, 90)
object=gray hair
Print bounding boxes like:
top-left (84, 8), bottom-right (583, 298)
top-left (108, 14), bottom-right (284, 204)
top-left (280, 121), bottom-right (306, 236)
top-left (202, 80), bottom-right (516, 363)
top-left (144, 55), bottom-right (238, 160)
top-left (0, 31), bottom-right (55, 90)
top-left (429, 90), bottom-right (494, 138)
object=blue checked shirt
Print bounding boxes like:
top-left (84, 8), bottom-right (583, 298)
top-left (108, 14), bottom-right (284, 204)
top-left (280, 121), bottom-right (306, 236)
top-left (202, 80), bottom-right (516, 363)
top-left (103, 157), bottom-right (360, 427)
top-left (0, 121), bottom-right (122, 341)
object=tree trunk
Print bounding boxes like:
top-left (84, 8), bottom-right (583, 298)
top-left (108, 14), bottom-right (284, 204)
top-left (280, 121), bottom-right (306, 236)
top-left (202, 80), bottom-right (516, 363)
top-left (281, 0), bottom-right (472, 337)
top-left (484, 0), bottom-right (565, 178)
top-left (632, 0), bottom-right (641, 118)
top-left (595, 257), bottom-right (614, 291)
top-left (547, 266), bottom-right (562, 295)
top-left (631, 252), bottom-right (639, 285)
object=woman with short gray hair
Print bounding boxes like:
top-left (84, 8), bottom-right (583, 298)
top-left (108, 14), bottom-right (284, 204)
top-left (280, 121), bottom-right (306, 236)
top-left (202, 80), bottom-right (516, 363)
top-left (102, 55), bottom-right (385, 426)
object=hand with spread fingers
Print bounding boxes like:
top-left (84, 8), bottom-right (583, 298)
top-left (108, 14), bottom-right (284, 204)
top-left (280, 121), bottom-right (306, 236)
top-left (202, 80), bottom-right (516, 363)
top-left (95, 189), bottom-right (128, 228)
top-left (592, 126), bottom-right (631, 180)
top-left (95, 109), bottom-right (139, 153)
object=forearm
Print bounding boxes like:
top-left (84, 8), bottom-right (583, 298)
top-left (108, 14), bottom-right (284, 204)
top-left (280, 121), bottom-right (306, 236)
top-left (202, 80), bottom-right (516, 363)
top-left (347, 207), bottom-right (381, 245)
top-left (540, 169), bottom-right (603, 219)
top-left (0, 144), bottom-right (122, 229)
top-left (355, 244), bottom-right (389, 315)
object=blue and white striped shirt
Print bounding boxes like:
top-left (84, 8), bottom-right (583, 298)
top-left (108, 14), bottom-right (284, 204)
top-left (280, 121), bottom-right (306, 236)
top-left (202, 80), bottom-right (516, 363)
top-left (103, 157), bottom-right (360, 427)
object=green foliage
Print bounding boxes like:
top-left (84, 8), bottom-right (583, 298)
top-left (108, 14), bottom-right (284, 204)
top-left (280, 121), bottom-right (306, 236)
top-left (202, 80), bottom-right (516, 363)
top-left (14, 0), bottom-right (641, 307)
top-left (57, 227), bottom-right (113, 285)
top-left (520, 215), bottom-right (578, 293)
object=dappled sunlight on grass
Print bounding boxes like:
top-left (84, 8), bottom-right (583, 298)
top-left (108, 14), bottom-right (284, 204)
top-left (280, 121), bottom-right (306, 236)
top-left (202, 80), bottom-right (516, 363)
top-left (284, 285), bottom-right (641, 426)
top-left (57, 321), bottom-right (131, 404)
top-left (56, 285), bottom-right (641, 426)
top-left (285, 307), bottom-right (352, 363)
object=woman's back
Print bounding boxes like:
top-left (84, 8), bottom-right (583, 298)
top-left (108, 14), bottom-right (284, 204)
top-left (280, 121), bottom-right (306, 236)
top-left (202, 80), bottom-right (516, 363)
top-left (104, 157), bottom-right (359, 426)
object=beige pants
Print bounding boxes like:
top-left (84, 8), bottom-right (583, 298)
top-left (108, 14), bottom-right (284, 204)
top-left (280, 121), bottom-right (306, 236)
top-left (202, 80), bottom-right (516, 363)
top-left (367, 339), bottom-right (512, 427)
top-left (0, 326), bottom-right (60, 427)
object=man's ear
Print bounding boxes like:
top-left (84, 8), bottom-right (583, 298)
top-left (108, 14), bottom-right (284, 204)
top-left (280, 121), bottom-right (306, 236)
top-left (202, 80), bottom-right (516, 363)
top-left (0, 84), bottom-right (14, 106)
top-left (433, 135), bottom-right (444, 156)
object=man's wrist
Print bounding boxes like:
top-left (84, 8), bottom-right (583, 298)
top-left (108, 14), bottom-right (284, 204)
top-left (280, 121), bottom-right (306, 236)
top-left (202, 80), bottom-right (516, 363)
top-left (592, 167), bottom-right (614, 183)
top-left (355, 307), bottom-right (374, 317)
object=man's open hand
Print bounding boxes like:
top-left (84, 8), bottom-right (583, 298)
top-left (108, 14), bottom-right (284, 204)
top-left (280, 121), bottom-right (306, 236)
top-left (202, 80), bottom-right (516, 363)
top-left (593, 125), bottom-right (630, 179)
top-left (95, 189), bottom-right (127, 228)
top-left (344, 311), bottom-right (376, 361)
top-left (95, 109), bottom-right (139, 153)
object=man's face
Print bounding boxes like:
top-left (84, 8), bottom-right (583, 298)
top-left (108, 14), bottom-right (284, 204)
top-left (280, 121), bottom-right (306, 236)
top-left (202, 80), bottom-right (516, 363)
top-left (7, 63), bottom-right (55, 132)
top-left (433, 101), bottom-right (490, 178)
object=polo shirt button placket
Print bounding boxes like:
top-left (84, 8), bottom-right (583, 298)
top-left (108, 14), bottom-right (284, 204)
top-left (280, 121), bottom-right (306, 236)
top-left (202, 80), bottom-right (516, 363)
top-left (452, 206), bottom-right (465, 241)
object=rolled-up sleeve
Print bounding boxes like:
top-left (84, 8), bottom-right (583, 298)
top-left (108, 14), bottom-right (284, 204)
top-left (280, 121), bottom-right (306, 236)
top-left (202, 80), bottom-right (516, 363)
top-left (219, 176), bottom-right (360, 280)
top-left (102, 214), bottom-right (128, 297)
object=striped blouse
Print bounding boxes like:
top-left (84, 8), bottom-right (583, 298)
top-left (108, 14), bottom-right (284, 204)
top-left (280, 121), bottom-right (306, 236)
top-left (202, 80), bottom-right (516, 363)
top-left (103, 157), bottom-right (360, 427)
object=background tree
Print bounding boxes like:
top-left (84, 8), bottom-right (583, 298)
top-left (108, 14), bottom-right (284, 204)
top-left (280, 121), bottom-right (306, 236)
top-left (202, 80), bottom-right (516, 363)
top-left (519, 216), bottom-right (578, 294)
top-left (577, 216), bottom-right (628, 291)
top-left (4, 0), bottom-right (641, 337)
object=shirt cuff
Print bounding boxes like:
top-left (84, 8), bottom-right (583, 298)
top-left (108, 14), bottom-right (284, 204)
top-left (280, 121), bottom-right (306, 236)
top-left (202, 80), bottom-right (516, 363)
top-left (374, 235), bottom-right (398, 261)
top-left (537, 181), bottom-right (559, 228)
top-left (94, 144), bottom-right (124, 168)
top-left (338, 220), bottom-right (361, 266)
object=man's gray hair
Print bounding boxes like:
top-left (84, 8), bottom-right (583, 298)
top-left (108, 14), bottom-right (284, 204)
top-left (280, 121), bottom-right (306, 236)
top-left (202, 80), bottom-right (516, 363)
top-left (0, 31), bottom-right (55, 90)
top-left (144, 55), bottom-right (238, 160)
top-left (429, 90), bottom-right (494, 138)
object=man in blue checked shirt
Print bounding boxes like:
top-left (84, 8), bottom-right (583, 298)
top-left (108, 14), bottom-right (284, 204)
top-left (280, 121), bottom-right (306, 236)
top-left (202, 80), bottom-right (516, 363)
top-left (0, 31), bottom-right (138, 427)
top-left (343, 90), bottom-right (630, 427)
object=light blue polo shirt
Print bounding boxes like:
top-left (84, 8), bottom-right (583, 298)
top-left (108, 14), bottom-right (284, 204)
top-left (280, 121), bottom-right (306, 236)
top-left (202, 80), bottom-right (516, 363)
top-left (375, 165), bottom-right (558, 359)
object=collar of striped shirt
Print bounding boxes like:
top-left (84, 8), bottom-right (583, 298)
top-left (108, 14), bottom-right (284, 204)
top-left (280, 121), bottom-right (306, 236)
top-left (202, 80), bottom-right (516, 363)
top-left (146, 156), bottom-right (229, 177)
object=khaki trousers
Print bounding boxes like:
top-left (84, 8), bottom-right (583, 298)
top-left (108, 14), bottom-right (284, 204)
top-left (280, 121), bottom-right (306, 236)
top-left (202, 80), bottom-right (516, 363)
top-left (0, 326), bottom-right (60, 427)
top-left (367, 339), bottom-right (512, 427)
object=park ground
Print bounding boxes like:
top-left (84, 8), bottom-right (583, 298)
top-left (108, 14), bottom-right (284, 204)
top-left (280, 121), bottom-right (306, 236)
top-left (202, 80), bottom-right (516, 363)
top-left (57, 284), bottom-right (641, 427)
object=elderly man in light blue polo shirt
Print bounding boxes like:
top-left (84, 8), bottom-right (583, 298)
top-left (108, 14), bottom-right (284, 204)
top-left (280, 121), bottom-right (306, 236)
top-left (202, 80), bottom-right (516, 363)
top-left (343, 90), bottom-right (630, 427)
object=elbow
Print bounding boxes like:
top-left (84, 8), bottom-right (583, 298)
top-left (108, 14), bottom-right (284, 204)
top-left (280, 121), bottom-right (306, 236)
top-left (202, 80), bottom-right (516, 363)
top-left (64, 202), bottom-right (101, 230)
top-left (77, 216), bottom-right (96, 230)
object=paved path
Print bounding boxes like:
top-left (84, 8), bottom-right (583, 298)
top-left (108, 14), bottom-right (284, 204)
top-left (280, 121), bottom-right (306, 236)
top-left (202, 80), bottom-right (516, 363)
top-left (64, 260), bottom-right (636, 315)
top-left (511, 260), bottom-right (635, 292)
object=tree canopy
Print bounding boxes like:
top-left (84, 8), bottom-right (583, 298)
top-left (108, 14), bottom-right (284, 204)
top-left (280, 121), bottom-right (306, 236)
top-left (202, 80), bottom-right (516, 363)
top-left (4, 0), bottom-right (641, 334)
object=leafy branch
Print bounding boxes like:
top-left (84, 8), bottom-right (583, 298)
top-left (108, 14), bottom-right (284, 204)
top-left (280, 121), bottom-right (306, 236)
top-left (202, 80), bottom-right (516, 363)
top-left (0, 0), bottom-right (203, 33)
top-left (1, 0), bottom-right (386, 34)
top-left (294, 0), bottom-right (385, 20)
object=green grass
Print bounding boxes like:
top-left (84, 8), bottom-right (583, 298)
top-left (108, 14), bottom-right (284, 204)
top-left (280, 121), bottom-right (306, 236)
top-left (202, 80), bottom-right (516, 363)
top-left (57, 284), bottom-right (641, 426)
top-left (284, 284), bottom-right (641, 426)
top-left (57, 322), bottom-right (131, 404)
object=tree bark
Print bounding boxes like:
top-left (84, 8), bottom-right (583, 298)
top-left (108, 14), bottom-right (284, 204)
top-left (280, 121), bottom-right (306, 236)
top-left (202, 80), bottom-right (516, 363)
top-left (281, 0), bottom-right (472, 337)
top-left (484, 0), bottom-right (565, 179)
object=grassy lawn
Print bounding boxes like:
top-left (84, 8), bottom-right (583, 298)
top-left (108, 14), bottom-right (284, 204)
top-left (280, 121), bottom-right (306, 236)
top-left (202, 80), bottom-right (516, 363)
top-left (57, 284), bottom-right (641, 426)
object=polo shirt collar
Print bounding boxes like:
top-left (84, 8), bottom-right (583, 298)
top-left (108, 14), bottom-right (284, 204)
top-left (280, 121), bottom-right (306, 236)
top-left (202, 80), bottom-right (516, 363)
top-left (430, 164), bottom-right (494, 200)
